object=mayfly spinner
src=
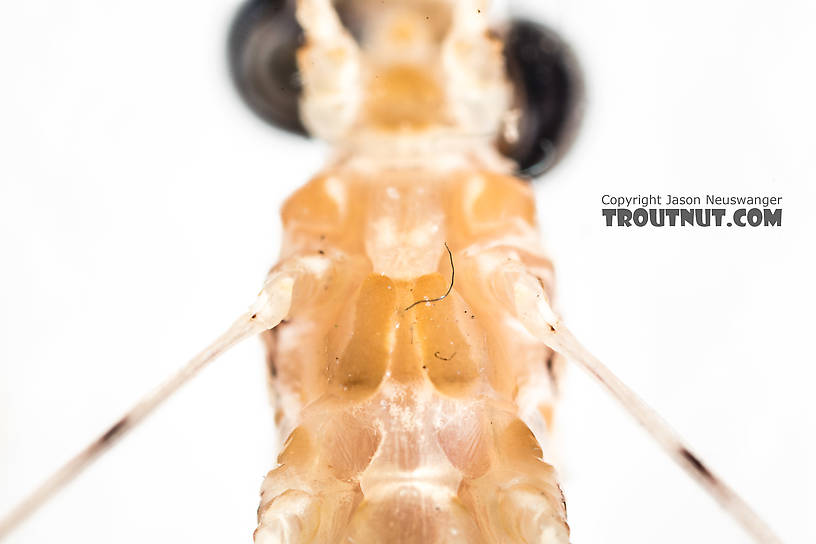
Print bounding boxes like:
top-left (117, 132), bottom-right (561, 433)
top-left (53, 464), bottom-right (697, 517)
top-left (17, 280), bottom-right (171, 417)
top-left (0, 0), bottom-right (782, 542)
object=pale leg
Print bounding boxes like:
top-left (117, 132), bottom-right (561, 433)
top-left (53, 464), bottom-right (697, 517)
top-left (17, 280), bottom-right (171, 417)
top-left (295, 0), bottom-right (361, 140)
top-left (0, 253), bottom-right (335, 540)
top-left (501, 263), bottom-right (782, 544)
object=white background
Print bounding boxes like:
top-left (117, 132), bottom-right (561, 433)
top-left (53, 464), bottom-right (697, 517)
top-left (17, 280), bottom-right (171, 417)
top-left (1, 0), bottom-right (814, 542)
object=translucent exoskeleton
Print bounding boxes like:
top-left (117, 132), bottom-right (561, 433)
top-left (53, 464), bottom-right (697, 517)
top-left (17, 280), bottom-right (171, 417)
top-left (0, 0), bottom-right (801, 542)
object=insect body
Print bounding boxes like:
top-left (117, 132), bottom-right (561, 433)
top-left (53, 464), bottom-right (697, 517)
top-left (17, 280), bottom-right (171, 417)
top-left (257, 167), bottom-right (565, 542)
top-left (0, 0), bottom-right (781, 542)
top-left (249, 2), bottom-right (571, 539)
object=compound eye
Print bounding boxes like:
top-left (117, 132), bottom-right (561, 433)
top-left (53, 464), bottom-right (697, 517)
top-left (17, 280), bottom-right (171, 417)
top-left (498, 20), bottom-right (584, 179)
top-left (228, 0), bottom-right (307, 136)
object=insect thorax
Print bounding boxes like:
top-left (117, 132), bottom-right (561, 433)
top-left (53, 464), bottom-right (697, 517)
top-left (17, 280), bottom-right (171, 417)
top-left (255, 164), bottom-right (567, 542)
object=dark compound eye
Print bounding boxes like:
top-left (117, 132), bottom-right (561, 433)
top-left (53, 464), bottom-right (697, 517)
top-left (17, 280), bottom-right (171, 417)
top-left (228, 3), bottom-right (584, 172)
top-left (228, 0), bottom-right (307, 136)
top-left (498, 20), bottom-right (585, 179)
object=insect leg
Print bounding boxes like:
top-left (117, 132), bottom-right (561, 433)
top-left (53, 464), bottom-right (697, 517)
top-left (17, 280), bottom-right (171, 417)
top-left (0, 253), bottom-right (333, 540)
top-left (294, 0), bottom-right (361, 140)
top-left (442, 0), bottom-right (510, 134)
top-left (505, 268), bottom-right (782, 544)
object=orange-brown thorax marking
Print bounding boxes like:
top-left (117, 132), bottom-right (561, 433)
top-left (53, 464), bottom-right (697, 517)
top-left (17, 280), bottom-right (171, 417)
top-left (274, 169), bottom-right (552, 409)
top-left (327, 272), bottom-right (480, 400)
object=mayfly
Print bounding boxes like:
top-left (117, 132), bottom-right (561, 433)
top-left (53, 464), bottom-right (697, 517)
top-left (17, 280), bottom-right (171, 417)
top-left (0, 0), bottom-right (782, 542)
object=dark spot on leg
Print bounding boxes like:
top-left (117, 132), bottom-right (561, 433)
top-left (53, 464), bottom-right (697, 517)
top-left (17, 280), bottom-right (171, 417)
top-left (680, 448), bottom-right (716, 484)
top-left (100, 417), bottom-right (129, 444)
